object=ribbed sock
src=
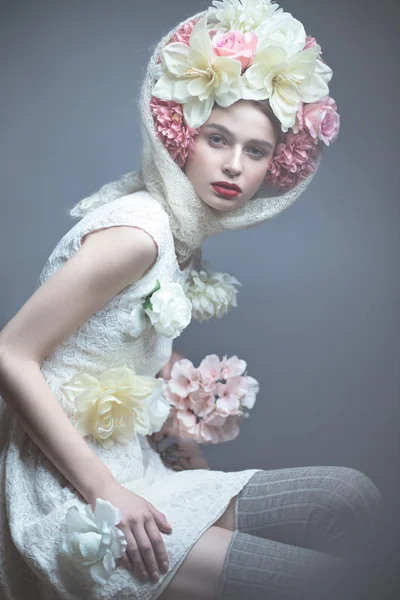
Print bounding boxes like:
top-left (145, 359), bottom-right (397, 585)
top-left (214, 529), bottom-right (344, 600)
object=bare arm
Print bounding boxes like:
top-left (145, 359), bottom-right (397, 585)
top-left (0, 225), bottom-right (158, 504)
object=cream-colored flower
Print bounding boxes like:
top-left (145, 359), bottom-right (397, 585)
top-left (184, 262), bottom-right (241, 322)
top-left (152, 15), bottom-right (242, 128)
top-left (61, 498), bottom-right (127, 585)
top-left (209, 0), bottom-right (283, 35)
top-left (257, 12), bottom-right (306, 57)
top-left (144, 282), bottom-right (192, 338)
top-left (60, 366), bottom-right (162, 448)
top-left (241, 44), bottom-right (332, 131)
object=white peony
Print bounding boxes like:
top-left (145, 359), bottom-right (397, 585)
top-left (152, 15), bottom-right (242, 128)
top-left (61, 498), bottom-right (127, 585)
top-left (60, 366), bottom-right (162, 448)
top-left (144, 282), bottom-right (192, 338)
top-left (184, 263), bottom-right (241, 322)
top-left (209, 0), bottom-right (283, 35)
top-left (257, 12), bottom-right (306, 57)
top-left (241, 44), bottom-right (332, 131)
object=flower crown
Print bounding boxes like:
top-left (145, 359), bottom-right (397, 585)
top-left (150, 0), bottom-right (340, 190)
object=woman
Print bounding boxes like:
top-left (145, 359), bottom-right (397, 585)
top-left (0, 2), bottom-right (383, 599)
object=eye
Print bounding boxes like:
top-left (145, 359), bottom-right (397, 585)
top-left (209, 134), bottom-right (225, 146)
top-left (247, 147), bottom-right (265, 159)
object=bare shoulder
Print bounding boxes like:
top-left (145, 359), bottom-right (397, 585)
top-left (0, 224), bottom-right (159, 363)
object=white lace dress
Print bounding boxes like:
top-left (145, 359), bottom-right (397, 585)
top-left (0, 191), bottom-right (260, 600)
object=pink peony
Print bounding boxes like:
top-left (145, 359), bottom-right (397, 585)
top-left (168, 358), bottom-right (199, 398)
top-left (150, 97), bottom-right (199, 167)
top-left (296, 96), bottom-right (340, 146)
top-left (168, 18), bottom-right (200, 45)
top-left (266, 131), bottom-right (319, 189)
top-left (220, 355), bottom-right (247, 379)
top-left (212, 30), bottom-right (258, 71)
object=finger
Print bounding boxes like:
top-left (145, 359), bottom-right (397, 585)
top-left (144, 518), bottom-right (170, 574)
top-left (123, 528), bottom-right (150, 582)
top-left (148, 505), bottom-right (173, 532)
top-left (132, 520), bottom-right (160, 582)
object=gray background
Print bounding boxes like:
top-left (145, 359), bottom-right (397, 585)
top-left (1, 0), bottom-right (399, 596)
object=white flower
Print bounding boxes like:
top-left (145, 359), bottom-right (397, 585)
top-left (209, 0), bottom-right (283, 35)
top-left (241, 375), bottom-right (259, 409)
top-left (184, 262), bottom-right (241, 322)
top-left (241, 44), bottom-right (332, 131)
top-left (61, 498), bottom-right (127, 585)
top-left (60, 366), bottom-right (162, 448)
top-left (146, 381), bottom-right (172, 434)
top-left (257, 12), bottom-right (306, 57)
top-left (152, 15), bottom-right (242, 128)
top-left (125, 305), bottom-right (147, 339)
top-left (144, 282), bottom-right (192, 338)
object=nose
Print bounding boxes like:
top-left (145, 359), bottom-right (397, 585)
top-left (222, 148), bottom-right (243, 178)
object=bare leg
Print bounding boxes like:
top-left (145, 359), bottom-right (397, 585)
top-left (158, 525), bottom-right (234, 600)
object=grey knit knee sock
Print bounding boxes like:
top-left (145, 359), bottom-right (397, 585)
top-left (214, 530), bottom-right (345, 600)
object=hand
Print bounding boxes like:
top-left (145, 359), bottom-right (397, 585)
top-left (165, 438), bottom-right (210, 471)
top-left (156, 349), bottom-right (185, 381)
top-left (89, 481), bottom-right (172, 583)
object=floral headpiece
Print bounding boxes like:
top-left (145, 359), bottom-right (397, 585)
top-left (150, 0), bottom-right (340, 190)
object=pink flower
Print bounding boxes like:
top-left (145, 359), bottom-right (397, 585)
top-left (168, 18), bottom-right (200, 45)
top-left (168, 358), bottom-right (199, 398)
top-left (296, 97), bottom-right (340, 146)
top-left (212, 30), bottom-right (258, 71)
top-left (216, 376), bottom-right (248, 416)
top-left (304, 35), bottom-right (318, 50)
top-left (198, 354), bottom-right (221, 392)
top-left (220, 355), bottom-right (247, 379)
top-left (149, 97), bottom-right (199, 167)
top-left (189, 388), bottom-right (216, 419)
top-left (266, 131), bottom-right (320, 190)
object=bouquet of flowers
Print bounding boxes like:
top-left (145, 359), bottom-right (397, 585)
top-left (160, 354), bottom-right (259, 445)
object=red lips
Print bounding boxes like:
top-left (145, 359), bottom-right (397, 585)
top-left (211, 181), bottom-right (242, 192)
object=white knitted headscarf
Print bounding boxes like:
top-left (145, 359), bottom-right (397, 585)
top-left (69, 10), bottom-right (323, 267)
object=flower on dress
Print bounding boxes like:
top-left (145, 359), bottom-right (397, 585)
top-left (60, 366), bottom-right (164, 448)
top-left (266, 130), bottom-right (319, 189)
top-left (125, 280), bottom-right (192, 340)
top-left (149, 97), bottom-right (199, 168)
top-left (152, 15), bottom-right (242, 128)
top-left (60, 498), bottom-right (127, 585)
top-left (184, 262), bottom-right (241, 322)
top-left (144, 281), bottom-right (192, 338)
top-left (163, 353), bottom-right (259, 444)
top-left (208, 0), bottom-right (283, 35)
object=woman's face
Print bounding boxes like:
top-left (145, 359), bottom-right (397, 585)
top-left (183, 100), bottom-right (278, 212)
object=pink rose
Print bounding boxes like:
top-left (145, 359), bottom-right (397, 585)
top-left (297, 96), bottom-right (340, 146)
top-left (212, 30), bottom-right (258, 71)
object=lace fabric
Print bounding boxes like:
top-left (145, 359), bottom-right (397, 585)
top-left (0, 191), bottom-right (260, 600)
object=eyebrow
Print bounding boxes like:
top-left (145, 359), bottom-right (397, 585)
top-left (203, 123), bottom-right (274, 150)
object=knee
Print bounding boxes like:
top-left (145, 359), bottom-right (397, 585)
top-left (320, 466), bottom-right (383, 538)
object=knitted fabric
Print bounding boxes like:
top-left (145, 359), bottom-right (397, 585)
top-left (69, 10), bottom-right (323, 266)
